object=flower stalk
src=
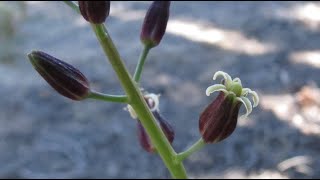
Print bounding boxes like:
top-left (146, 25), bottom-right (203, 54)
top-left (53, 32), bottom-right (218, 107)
top-left (133, 45), bottom-right (151, 82)
top-left (61, 2), bottom-right (188, 178)
top-left (176, 138), bottom-right (206, 162)
top-left (88, 91), bottom-right (128, 103)
top-left (90, 23), bottom-right (187, 179)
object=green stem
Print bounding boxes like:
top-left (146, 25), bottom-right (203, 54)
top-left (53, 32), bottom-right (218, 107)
top-left (88, 91), bottom-right (128, 103)
top-left (133, 45), bottom-right (151, 82)
top-left (176, 138), bottom-right (206, 162)
top-left (63, 1), bottom-right (80, 14)
top-left (91, 24), bottom-right (187, 179)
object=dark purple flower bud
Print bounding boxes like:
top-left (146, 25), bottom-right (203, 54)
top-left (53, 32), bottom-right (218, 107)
top-left (137, 121), bottom-right (152, 152)
top-left (78, 1), bottom-right (110, 24)
top-left (199, 92), bottom-right (241, 143)
top-left (137, 111), bottom-right (175, 153)
top-left (153, 111), bottom-right (175, 144)
top-left (136, 94), bottom-right (175, 153)
top-left (140, 1), bottom-right (170, 48)
top-left (28, 50), bottom-right (90, 101)
top-left (200, 71), bottom-right (259, 143)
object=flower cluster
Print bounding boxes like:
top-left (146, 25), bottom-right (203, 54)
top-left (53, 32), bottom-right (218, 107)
top-left (26, 2), bottom-right (261, 178)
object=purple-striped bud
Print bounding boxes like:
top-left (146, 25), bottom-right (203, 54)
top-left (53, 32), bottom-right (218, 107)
top-left (199, 92), bottom-right (241, 143)
top-left (136, 94), bottom-right (175, 153)
top-left (78, 1), bottom-right (110, 24)
top-left (137, 111), bottom-right (175, 153)
top-left (28, 51), bottom-right (90, 101)
top-left (153, 111), bottom-right (175, 145)
top-left (200, 71), bottom-right (259, 144)
top-left (140, 1), bottom-right (170, 48)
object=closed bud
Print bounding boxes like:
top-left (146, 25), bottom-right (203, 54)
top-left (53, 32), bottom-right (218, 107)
top-left (140, 1), bottom-right (170, 48)
top-left (200, 71), bottom-right (259, 143)
top-left (199, 92), bottom-right (241, 143)
top-left (28, 50), bottom-right (90, 101)
top-left (78, 1), bottom-right (110, 24)
top-left (137, 121), bottom-right (151, 152)
top-left (153, 111), bottom-right (175, 145)
top-left (137, 111), bottom-right (175, 153)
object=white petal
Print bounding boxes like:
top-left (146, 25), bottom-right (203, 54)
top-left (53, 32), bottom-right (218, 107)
top-left (241, 88), bottom-right (250, 96)
top-left (248, 90), bottom-right (259, 107)
top-left (206, 84), bottom-right (227, 96)
top-left (236, 97), bottom-right (252, 118)
top-left (240, 88), bottom-right (259, 108)
top-left (213, 71), bottom-right (232, 86)
top-left (144, 93), bottom-right (160, 112)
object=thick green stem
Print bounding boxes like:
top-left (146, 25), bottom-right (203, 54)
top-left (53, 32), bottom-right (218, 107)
top-left (88, 91), bottom-right (128, 103)
top-left (133, 45), bottom-right (151, 82)
top-left (91, 24), bottom-right (187, 179)
top-left (176, 138), bottom-right (206, 162)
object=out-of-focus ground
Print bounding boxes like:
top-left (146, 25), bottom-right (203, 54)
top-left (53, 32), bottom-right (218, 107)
top-left (0, 1), bottom-right (320, 178)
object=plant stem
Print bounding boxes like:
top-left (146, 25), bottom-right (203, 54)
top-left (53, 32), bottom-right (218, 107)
top-left (88, 91), bottom-right (128, 103)
top-left (133, 45), bottom-right (151, 82)
top-left (90, 24), bottom-right (187, 179)
top-left (63, 1), bottom-right (80, 14)
top-left (176, 138), bottom-right (206, 162)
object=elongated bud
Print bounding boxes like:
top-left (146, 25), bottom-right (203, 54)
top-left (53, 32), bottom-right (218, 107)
top-left (153, 111), bottom-right (175, 144)
top-left (28, 51), bottom-right (90, 101)
top-left (199, 92), bottom-right (241, 143)
top-left (140, 1), bottom-right (170, 48)
top-left (137, 121), bottom-right (152, 152)
top-left (78, 1), bottom-right (110, 24)
top-left (137, 111), bottom-right (175, 153)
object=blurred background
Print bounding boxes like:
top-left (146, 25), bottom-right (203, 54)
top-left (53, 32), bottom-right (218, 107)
top-left (1, 1), bottom-right (320, 178)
